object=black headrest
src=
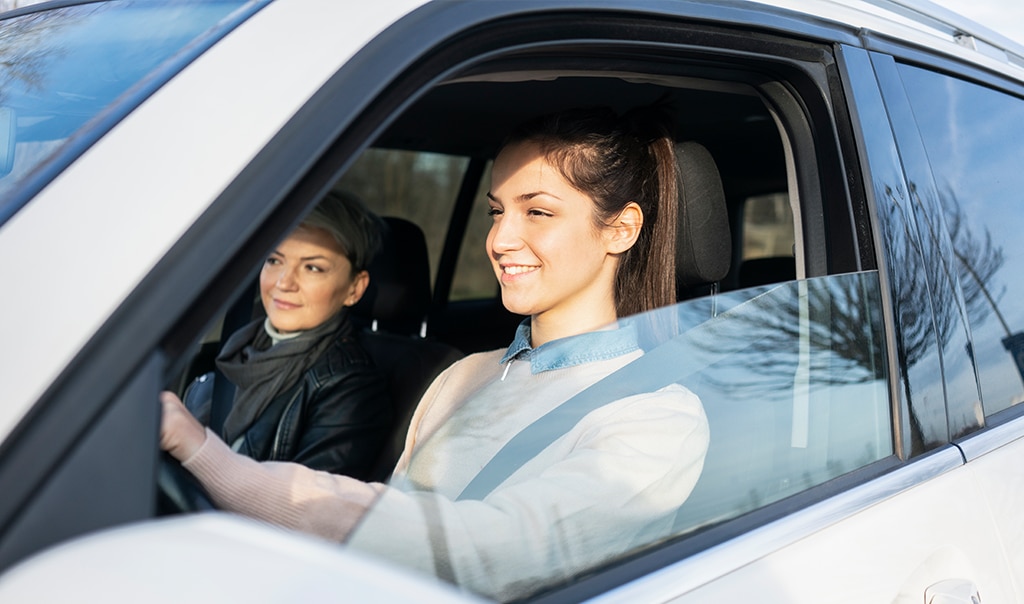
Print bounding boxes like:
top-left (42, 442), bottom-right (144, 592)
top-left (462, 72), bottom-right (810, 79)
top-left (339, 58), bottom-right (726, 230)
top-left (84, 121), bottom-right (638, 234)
top-left (675, 141), bottom-right (731, 288)
top-left (350, 216), bottom-right (432, 335)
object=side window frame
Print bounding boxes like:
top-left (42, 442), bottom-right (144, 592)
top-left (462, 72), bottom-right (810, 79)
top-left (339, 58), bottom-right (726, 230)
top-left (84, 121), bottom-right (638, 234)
top-left (835, 44), bottom-right (948, 459)
top-left (156, 9), bottom-right (899, 602)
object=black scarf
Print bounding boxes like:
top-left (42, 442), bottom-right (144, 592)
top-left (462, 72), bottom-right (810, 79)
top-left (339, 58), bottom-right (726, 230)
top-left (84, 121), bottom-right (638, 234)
top-left (216, 310), bottom-right (349, 444)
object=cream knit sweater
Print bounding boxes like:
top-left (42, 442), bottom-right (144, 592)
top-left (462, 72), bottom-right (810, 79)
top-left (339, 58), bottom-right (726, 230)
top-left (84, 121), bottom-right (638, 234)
top-left (183, 347), bottom-right (708, 601)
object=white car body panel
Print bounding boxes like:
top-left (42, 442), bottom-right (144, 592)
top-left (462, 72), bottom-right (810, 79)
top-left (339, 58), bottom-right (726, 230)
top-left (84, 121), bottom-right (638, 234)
top-left (0, 0), bottom-right (427, 442)
top-left (0, 513), bottom-right (481, 603)
top-left (589, 446), bottom-right (1014, 602)
top-left (752, 0), bottom-right (1024, 80)
top-left (666, 464), bottom-right (1010, 602)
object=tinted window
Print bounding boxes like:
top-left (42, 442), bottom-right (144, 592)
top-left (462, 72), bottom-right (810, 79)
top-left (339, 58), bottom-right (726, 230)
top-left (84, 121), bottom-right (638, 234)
top-left (898, 64), bottom-right (1024, 416)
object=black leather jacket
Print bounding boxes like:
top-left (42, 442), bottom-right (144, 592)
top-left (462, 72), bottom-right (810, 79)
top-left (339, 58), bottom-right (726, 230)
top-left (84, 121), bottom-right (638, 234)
top-left (184, 331), bottom-right (393, 480)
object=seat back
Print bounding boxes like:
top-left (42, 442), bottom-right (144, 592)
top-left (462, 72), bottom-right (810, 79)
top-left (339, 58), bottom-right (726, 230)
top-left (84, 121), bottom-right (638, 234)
top-left (351, 216), bottom-right (434, 337)
top-left (674, 141), bottom-right (732, 299)
top-left (351, 217), bottom-right (463, 480)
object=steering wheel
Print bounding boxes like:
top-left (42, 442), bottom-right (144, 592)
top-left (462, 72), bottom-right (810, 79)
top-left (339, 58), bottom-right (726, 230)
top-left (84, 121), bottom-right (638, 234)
top-left (156, 451), bottom-right (218, 515)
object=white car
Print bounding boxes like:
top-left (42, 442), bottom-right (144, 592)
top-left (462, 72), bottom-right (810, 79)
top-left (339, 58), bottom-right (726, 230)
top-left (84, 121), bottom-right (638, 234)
top-left (1, 0), bottom-right (1023, 601)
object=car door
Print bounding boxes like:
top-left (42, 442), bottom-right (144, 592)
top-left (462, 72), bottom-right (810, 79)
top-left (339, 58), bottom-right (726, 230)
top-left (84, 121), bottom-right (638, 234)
top-left (580, 35), bottom-right (1024, 604)
top-left (316, 4), bottom-right (1015, 601)
top-left (873, 42), bottom-right (1024, 594)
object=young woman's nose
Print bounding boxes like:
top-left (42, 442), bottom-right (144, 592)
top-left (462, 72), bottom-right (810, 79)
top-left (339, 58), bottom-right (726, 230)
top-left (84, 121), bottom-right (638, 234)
top-left (489, 214), bottom-right (523, 254)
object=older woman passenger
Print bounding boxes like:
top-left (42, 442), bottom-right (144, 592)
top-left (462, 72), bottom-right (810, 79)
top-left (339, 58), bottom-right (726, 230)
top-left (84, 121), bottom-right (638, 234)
top-left (182, 190), bottom-right (392, 479)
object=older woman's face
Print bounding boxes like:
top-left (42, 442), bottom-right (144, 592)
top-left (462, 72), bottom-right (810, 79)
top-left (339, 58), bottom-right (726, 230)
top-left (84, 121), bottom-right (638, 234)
top-left (259, 225), bottom-right (367, 333)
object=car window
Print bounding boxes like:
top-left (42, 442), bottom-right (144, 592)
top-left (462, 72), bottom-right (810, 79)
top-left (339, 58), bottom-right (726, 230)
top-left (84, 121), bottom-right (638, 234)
top-left (336, 149), bottom-right (500, 304)
top-left (742, 192), bottom-right (794, 261)
top-left (336, 148), bottom-right (469, 290)
top-left (897, 64), bottom-right (1024, 417)
top-left (349, 273), bottom-right (892, 600)
top-left (307, 19), bottom-right (892, 599)
top-left (151, 8), bottom-right (895, 600)
top-left (738, 192), bottom-right (797, 288)
top-left (0, 0), bottom-right (259, 224)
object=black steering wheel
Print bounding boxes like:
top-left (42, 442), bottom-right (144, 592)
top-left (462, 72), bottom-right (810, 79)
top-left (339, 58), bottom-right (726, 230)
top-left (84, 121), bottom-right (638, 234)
top-left (156, 451), bottom-right (218, 515)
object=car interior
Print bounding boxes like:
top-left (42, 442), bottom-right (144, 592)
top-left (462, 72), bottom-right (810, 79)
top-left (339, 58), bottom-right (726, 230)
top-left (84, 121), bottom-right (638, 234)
top-left (160, 39), bottom-right (900, 591)
top-left (169, 65), bottom-right (800, 487)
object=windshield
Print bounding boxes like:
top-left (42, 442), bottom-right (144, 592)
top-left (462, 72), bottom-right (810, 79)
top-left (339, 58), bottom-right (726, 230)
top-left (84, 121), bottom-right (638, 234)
top-left (0, 0), bottom-right (266, 225)
top-left (348, 272), bottom-right (893, 601)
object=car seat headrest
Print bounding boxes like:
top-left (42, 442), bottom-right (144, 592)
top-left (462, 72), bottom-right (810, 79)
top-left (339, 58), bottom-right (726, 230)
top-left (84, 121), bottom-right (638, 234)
top-left (675, 141), bottom-right (732, 289)
top-left (350, 216), bottom-right (432, 336)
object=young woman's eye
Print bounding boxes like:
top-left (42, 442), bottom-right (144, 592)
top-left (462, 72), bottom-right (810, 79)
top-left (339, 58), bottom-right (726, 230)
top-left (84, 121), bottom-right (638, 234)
top-left (528, 209), bottom-right (552, 217)
top-left (305, 264), bottom-right (325, 273)
top-left (265, 257), bottom-right (281, 266)
top-left (487, 207), bottom-right (503, 217)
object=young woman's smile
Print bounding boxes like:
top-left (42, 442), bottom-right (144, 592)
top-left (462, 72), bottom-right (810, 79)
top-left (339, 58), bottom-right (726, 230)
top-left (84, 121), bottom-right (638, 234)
top-left (487, 141), bottom-right (628, 345)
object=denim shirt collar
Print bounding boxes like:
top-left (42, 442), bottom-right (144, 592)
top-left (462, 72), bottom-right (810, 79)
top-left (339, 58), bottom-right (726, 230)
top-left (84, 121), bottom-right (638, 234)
top-left (499, 319), bottom-right (640, 374)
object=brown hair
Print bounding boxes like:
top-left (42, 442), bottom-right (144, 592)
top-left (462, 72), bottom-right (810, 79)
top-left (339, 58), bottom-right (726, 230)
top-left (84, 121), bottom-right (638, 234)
top-left (303, 190), bottom-right (383, 273)
top-left (499, 106), bottom-right (678, 317)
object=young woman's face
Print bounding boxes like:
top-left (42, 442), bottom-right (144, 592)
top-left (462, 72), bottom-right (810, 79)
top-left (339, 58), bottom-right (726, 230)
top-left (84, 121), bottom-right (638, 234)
top-left (259, 225), bottom-right (367, 333)
top-left (487, 141), bottom-right (624, 339)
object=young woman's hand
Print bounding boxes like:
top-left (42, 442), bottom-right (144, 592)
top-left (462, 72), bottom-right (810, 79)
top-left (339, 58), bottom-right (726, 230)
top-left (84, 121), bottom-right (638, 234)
top-left (159, 391), bottom-right (207, 462)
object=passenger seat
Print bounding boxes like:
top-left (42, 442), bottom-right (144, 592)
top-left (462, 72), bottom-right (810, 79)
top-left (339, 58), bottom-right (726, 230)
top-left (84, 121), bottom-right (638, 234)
top-left (351, 217), bottom-right (464, 481)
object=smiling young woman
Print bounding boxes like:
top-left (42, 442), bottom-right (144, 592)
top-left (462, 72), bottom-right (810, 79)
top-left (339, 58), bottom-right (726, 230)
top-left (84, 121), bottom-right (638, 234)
top-left (159, 106), bottom-right (708, 602)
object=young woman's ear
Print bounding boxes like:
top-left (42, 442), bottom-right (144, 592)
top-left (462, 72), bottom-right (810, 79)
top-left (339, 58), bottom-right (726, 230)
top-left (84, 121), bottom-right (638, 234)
top-left (344, 270), bottom-right (371, 306)
top-left (605, 202), bottom-right (643, 254)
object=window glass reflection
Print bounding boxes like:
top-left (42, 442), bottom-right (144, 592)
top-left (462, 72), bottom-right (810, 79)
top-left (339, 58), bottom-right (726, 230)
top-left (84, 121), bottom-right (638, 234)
top-left (350, 272), bottom-right (892, 600)
top-left (898, 64), bottom-right (1024, 416)
top-left (0, 0), bottom-right (252, 217)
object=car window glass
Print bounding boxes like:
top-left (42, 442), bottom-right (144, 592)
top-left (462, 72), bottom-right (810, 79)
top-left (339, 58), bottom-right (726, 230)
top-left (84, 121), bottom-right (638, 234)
top-left (336, 148), bottom-right (469, 291)
top-left (738, 192), bottom-right (798, 289)
top-left (0, 0), bottom-right (254, 223)
top-left (450, 161), bottom-right (497, 301)
top-left (897, 64), bottom-right (1024, 417)
top-left (350, 272), bottom-right (892, 600)
top-left (742, 192), bottom-right (794, 260)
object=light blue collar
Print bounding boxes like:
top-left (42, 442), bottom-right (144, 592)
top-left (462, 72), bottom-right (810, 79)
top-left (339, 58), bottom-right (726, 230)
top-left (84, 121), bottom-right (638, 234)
top-left (499, 319), bottom-right (640, 374)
